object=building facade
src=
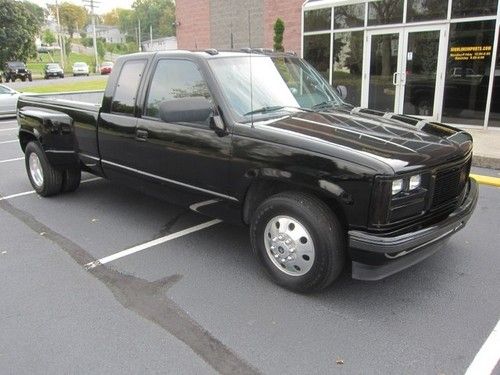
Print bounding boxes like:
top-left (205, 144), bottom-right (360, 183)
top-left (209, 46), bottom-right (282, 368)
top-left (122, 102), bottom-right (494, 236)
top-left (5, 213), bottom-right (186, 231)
top-left (175, 0), bottom-right (303, 52)
top-left (175, 0), bottom-right (499, 128)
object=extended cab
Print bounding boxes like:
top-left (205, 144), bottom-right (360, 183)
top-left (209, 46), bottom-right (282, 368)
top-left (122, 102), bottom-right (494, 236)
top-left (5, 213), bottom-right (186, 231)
top-left (16, 50), bottom-right (478, 292)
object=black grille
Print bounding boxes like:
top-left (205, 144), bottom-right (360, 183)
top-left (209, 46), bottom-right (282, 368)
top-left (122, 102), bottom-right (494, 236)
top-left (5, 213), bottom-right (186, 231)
top-left (431, 159), bottom-right (471, 208)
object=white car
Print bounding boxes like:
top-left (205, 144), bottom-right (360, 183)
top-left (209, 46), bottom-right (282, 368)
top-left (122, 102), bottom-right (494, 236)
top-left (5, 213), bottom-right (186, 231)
top-left (0, 84), bottom-right (21, 117)
top-left (72, 62), bottom-right (90, 76)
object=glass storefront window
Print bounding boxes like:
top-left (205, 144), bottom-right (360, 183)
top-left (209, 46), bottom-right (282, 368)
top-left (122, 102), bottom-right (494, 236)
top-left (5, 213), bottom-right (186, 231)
top-left (452, 0), bottom-right (498, 18)
top-left (303, 34), bottom-right (331, 80)
top-left (407, 0), bottom-right (448, 22)
top-left (488, 41), bottom-right (500, 127)
top-left (442, 20), bottom-right (496, 125)
top-left (368, 0), bottom-right (404, 26)
top-left (332, 31), bottom-right (364, 105)
top-left (304, 8), bottom-right (332, 32)
top-left (334, 4), bottom-right (365, 29)
top-left (403, 30), bottom-right (441, 116)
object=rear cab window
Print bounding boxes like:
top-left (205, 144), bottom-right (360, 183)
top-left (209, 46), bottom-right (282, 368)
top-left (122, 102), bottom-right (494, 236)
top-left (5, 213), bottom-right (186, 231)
top-left (111, 60), bottom-right (147, 115)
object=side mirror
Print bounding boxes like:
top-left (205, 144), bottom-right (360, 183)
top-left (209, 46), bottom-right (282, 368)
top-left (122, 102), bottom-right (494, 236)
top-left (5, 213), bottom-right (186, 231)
top-left (159, 97), bottom-right (212, 123)
top-left (336, 85), bottom-right (348, 101)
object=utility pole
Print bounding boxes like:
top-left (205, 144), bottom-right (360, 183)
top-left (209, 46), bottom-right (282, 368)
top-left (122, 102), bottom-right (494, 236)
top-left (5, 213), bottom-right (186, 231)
top-left (55, 0), bottom-right (64, 67)
top-left (150, 24), bottom-right (153, 47)
top-left (83, 0), bottom-right (100, 73)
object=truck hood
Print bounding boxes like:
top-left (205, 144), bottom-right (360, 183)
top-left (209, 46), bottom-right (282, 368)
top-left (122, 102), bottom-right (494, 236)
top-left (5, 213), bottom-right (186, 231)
top-left (258, 106), bottom-right (473, 173)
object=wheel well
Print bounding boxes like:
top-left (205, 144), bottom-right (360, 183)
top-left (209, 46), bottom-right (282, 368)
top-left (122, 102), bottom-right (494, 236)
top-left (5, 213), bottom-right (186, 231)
top-left (19, 132), bottom-right (37, 152)
top-left (242, 179), bottom-right (348, 233)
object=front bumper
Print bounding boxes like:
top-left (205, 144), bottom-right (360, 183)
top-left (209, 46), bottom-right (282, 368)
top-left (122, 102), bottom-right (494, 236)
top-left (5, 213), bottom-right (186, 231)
top-left (349, 178), bottom-right (479, 281)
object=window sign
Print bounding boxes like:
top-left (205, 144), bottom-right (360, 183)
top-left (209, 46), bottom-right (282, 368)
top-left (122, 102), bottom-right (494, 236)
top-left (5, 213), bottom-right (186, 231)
top-left (442, 20), bottom-right (496, 125)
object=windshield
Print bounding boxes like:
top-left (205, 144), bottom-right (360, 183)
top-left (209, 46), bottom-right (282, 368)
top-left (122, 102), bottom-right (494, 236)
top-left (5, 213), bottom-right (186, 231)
top-left (207, 55), bottom-right (342, 121)
top-left (47, 64), bottom-right (60, 69)
top-left (74, 63), bottom-right (87, 67)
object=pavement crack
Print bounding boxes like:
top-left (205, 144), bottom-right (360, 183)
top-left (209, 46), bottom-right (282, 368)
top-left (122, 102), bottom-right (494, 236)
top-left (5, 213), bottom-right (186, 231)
top-left (0, 199), bottom-right (260, 375)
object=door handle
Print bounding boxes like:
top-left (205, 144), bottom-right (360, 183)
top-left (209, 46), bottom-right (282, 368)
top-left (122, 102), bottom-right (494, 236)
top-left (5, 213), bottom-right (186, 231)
top-left (392, 72), bottom-right (399, 86)
top-left (135, 129), bottom-right (148, 141)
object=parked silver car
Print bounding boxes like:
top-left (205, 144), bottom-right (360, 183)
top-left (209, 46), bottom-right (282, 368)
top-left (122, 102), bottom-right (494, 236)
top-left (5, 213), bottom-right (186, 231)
top-left (0, 84), bottom-right (21, 117)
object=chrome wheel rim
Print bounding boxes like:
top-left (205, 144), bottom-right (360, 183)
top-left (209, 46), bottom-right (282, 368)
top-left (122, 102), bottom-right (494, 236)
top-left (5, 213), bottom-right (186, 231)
top-left (264, 215), bottom-right (315, 276)
top-left (29, 153), bottom-right (44, 188)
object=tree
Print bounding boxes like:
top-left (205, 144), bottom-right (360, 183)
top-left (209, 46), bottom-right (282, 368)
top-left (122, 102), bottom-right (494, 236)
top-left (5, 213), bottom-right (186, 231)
top-left (22, 0), bottom-right (46, 24)
top-left (273, 18), bottom-right (285, 52)
top-left (102, 8), bottom-right (120, 25)
top-left (49, 2), bottom-right (88, 38)
top-left (42, 29), bottom-right (56, 45)
top-left (0, 0), bottom-right (43, 66)
top-left (133, 0), bottom-right (176, 39)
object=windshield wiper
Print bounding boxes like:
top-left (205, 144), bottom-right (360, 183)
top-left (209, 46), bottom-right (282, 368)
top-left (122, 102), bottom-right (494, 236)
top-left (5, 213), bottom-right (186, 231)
top-left (244, 105), bottom-right (313, 117)
top-left (311, 100), bottom-right (338, 111)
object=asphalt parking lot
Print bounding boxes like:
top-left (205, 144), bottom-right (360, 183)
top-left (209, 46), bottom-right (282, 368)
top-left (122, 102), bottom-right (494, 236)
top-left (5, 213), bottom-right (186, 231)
top-left (1, 117), bottom-right (499, 375)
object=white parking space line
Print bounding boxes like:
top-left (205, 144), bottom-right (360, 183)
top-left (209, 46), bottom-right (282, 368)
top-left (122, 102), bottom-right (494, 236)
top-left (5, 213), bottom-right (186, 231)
top-left (465, 319), bottom-right (500, 375)
top-left (0, 128), bottom-right (17, 132)
top-left (0, 140), bottom-right (18, 144)
top-left (0, 157), bottom-right (24, 164)
top-left (0, 177), bottom-right (102, 202)
top-left (85, 218), bottom-right (223, 269)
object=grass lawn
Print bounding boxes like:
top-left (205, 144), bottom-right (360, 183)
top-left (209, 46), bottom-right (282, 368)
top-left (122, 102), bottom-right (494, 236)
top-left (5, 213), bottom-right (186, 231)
top-left (27, 52), bottom-right (96, 76)
top-left (21, 79), bottom-right (107, 93)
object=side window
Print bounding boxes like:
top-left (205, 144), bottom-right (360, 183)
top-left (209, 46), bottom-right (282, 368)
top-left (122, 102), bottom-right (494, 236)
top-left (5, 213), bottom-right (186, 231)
top-left (145, 59), bottom-right (211, 118)
top-left (111, 60), bottom-right (146, 115)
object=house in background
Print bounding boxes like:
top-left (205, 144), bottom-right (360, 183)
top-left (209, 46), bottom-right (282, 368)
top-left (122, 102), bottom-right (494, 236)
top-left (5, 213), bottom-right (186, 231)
top-left (141, 36), bottom-right (178, 52)
top-left (85, 25), bottom-right (126, 44)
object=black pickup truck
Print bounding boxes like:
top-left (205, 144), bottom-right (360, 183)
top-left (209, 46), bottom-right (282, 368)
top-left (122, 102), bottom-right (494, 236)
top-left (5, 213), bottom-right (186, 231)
top-left (16, 50), bottom-right (478, 292)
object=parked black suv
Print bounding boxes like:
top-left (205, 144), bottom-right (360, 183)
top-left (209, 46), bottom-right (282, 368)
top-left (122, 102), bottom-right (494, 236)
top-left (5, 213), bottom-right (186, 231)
top-left (2, 61), bottom-right (33, 83)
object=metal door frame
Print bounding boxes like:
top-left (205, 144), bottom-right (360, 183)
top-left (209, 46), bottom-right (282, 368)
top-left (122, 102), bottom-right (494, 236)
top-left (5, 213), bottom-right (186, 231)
top-left (362, 24), bottom-right (448, 120)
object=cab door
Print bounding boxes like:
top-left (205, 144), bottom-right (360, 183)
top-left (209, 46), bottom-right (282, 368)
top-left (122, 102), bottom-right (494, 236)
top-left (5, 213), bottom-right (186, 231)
top-left (134, 58), bottom-right (234, 202)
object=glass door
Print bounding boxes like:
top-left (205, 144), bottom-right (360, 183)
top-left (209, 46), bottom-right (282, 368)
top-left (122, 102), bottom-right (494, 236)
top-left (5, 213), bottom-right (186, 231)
top-left (400, 26), bottom-right (447, 118)
top-left (363, 29), bottom-right (404, 113)
top-left (362, 25), bottom-right (447, 120)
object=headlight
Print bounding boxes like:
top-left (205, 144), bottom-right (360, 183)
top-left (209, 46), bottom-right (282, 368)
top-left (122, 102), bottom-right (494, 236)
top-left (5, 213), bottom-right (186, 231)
top-left (392, 179), bottom-right (403, 195)
top-left (409, 174), bottom-right (421, 190)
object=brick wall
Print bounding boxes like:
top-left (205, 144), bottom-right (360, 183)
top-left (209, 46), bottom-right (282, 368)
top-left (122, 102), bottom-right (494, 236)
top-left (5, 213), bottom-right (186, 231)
top-left (176, 0), bottom-right (211, 50)
top-left (176, 0), bottom-right (304, 53)
top-left (264, 0), bottom-right (303, 55)
top-left (210, 0), bottom-right (264, 49)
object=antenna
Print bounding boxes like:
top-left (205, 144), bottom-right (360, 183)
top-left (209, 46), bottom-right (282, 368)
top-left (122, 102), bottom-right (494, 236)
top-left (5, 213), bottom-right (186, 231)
top-left (248, 10), bottom-right (254, 128)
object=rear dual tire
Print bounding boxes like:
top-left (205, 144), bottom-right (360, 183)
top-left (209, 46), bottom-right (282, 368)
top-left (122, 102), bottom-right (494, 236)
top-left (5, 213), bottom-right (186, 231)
top-left (250, 192), bottom-right (346, 293)
top-left (25, 142), bottom-right (81, 197)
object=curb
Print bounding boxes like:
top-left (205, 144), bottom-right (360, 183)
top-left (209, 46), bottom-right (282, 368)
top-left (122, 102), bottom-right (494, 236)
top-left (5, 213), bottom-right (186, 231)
top-left (470, 174), bottom-right (500, 187)
top-left (472, 155), bottom-right (500, 170)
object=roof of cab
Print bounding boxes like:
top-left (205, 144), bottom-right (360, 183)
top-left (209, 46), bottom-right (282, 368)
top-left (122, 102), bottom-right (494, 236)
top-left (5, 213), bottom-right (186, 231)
top-left (120, 49), bottom-right (298, 61)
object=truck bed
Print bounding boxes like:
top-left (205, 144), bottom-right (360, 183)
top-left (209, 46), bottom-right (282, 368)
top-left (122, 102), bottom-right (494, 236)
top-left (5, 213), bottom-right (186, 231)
top-left (20, 90), bottom-right (103, 112)
top-left (17, 90), bottom-right (105, 171)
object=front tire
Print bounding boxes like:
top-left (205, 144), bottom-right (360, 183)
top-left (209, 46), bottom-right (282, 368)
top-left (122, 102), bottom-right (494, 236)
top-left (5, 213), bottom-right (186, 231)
top-left (250, 192), bottom-right (346, 293)
top-left (25, 142), bottom-right (63, 197)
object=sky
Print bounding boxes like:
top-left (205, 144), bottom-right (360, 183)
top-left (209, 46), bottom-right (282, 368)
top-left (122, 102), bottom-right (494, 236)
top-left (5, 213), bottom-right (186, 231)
top-left (28, 0), bottom-right (134, 15)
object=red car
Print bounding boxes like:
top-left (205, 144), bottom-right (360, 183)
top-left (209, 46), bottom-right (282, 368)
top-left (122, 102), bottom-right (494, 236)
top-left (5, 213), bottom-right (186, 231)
top-left (100, 62), bottom-right (113, 75)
